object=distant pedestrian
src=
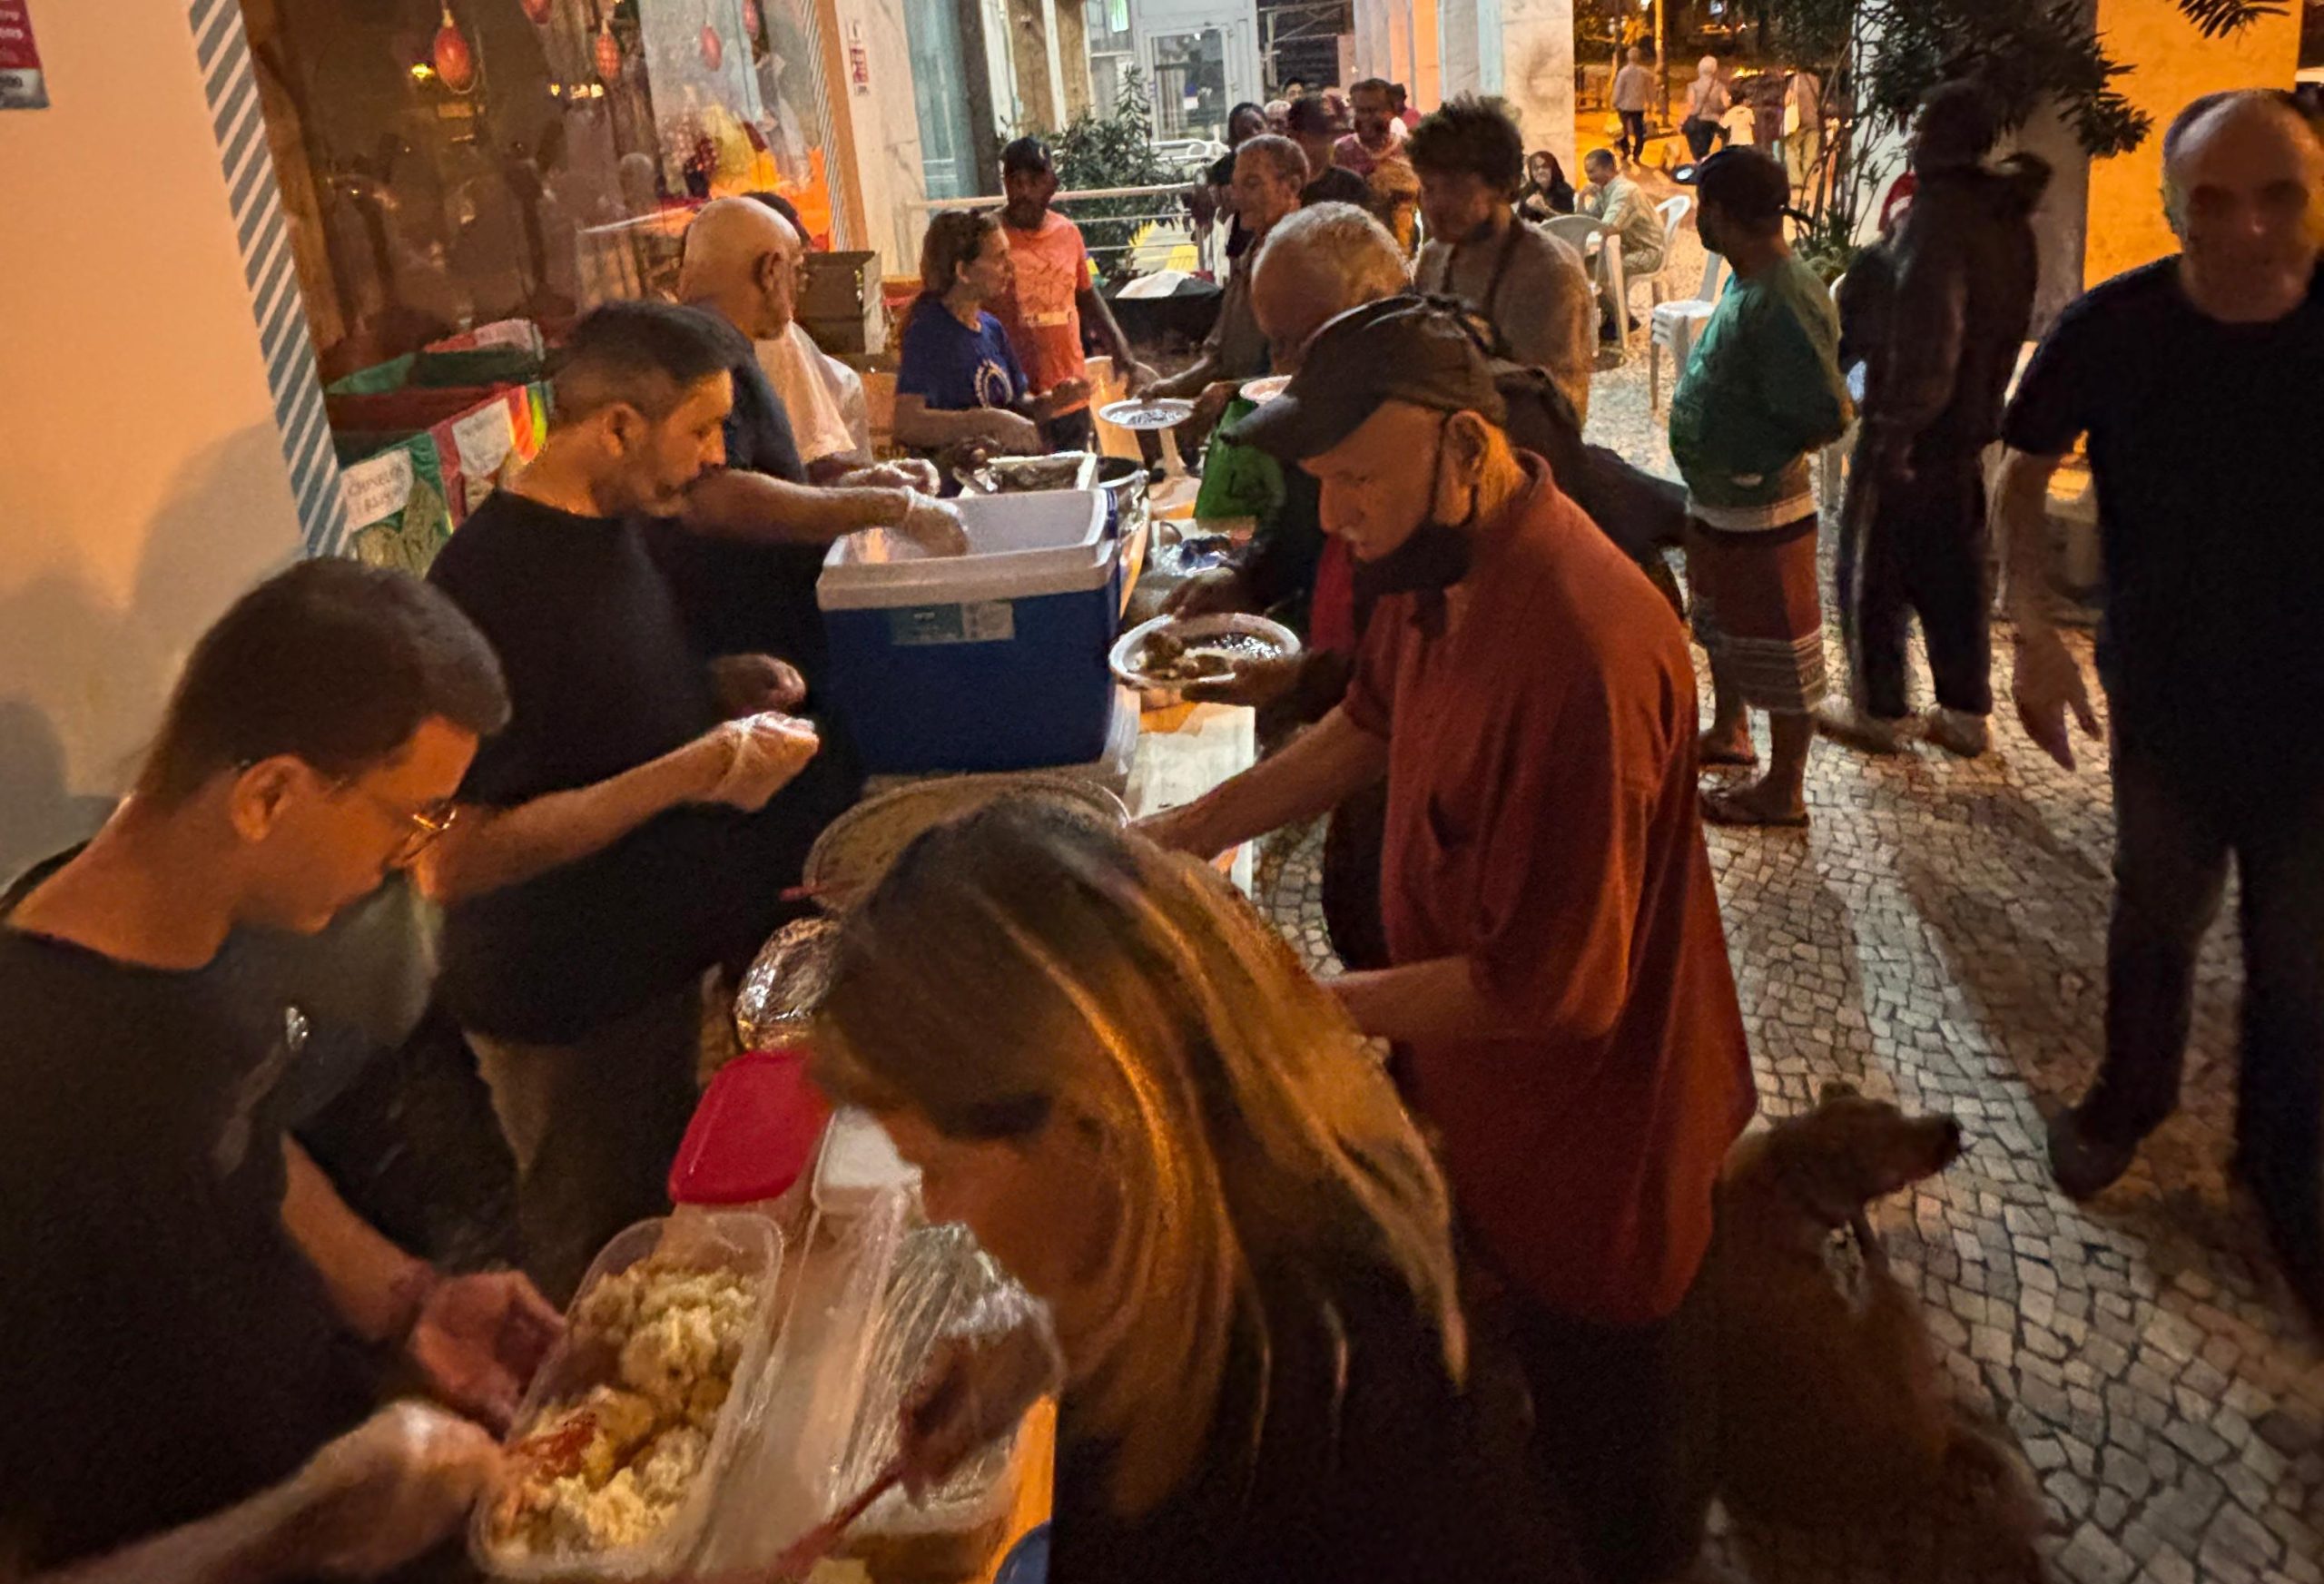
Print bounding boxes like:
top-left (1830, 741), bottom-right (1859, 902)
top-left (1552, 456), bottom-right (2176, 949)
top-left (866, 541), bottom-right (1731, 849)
top-left (1682, 56), bottom-right (1730, 162)
top-left (1669, 149), bottom-right (1852, 828)
top-left (1784, 67), bottom-right (1825, 195)
top-left (1822, 83), bottom-right (2047, 760)
top-left (1612, 47), bottom-right (1656, 164)
top-left (2004, 91), bottom-right (2324, 1325)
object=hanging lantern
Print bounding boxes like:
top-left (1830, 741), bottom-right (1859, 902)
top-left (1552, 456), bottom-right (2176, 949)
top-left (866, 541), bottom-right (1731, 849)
top-left (742, 0), bottom-right (763, 39)
top-left (520, 0), bottom-right (552, 24)
top-left (594, 16), bottom-right (622, 81)
top-left (700, 23), bottom-right (724, 71)
top-left (431, 4), bottom-right (477, 92)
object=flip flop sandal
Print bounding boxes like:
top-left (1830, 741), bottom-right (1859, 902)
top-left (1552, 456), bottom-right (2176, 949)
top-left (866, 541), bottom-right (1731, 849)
top-left (1700, 788), bottom-right (1809, 829)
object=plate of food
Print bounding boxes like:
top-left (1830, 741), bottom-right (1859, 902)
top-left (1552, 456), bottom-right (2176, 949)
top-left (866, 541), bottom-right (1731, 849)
top-left (476, 1214), bottom-right (783, 1578)
top-left (1110, 613), bottom-right (1302, 703)
top-left (803, 773), bottom-right (1129, 912)
top-left (1098, 397), bottom-right (1196, 431)
top-left (1239, 374), bottom-right (1292, 403)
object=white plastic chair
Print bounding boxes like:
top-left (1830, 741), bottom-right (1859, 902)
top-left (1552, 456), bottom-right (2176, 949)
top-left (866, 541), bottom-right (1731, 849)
top-left (1648, 248), bottom-right (1728, 412)
top-left (1619, 196), bottom-right (1693, 350)
top-left (1546, 213), bottom-right (1629, 357)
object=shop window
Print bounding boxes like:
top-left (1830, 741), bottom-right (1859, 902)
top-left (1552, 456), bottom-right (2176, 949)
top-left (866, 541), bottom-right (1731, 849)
top-left (242, 0), bottom-right (845, 382)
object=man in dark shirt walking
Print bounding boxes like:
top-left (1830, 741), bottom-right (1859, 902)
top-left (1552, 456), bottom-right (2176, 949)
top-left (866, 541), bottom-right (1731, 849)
top-left (2004, 91), bottom-right (2324, 1321)
top-left (426, 303), bottom-right (824, 1298)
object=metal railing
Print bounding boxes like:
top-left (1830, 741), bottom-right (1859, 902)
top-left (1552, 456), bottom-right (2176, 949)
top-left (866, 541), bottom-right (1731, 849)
top-left (903, 180), bottom-right (1221, 286)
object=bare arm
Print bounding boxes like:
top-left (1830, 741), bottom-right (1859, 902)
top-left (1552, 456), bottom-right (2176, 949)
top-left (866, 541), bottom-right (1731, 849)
top-left (34, 1406), bottom-right (501, 1584)
top-left (415, 735), bottom-right (722, 904)
top-left (1139, 707), bottom-right (1388, 856)
top-left (1143, 349), bottom-right (1222, 402)
top-left (891, 393), bottom-right (1041, 453)
top-left (281, 1137), bottom-right (429, 1344)
top-left (1077, 283), bottom-right (1152, 390)
top-left (1997, 446), bottom-right (2063, 632)
top-left (1332, 956), bottom-right (1512, 1044)
top-left (1996, 446), bottom-right (2100, 768)
top-left (684, 467), bottom-right (909, 546)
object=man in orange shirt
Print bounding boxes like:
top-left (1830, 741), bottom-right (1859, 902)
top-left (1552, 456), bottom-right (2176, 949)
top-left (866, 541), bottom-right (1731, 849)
top-left (992, 137), bottom-right (1156, 450)
top-left (1145, 300), bottom-right (1755, 1584)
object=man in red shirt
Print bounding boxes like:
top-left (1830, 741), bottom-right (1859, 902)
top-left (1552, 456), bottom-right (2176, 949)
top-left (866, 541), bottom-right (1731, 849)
top-left (991, 137), bottom-right (1155, 450)
top-left (1145, 299), bottom-right (1755, 1584)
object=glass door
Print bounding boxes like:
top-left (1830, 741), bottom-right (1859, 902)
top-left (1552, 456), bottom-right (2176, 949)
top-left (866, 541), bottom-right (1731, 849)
top-left (1134, 0), bottom-right (1256, 146)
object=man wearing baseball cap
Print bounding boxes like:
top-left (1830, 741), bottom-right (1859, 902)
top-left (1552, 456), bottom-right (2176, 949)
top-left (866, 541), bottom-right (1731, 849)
top-left (1145, 298), bottom-right (1755, 1584)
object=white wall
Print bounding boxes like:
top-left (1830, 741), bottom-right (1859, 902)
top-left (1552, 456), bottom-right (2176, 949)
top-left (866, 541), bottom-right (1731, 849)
top-left (0, 0), bottom-right (303, 876)
top-left (830, 0), bottom-right (933, 273)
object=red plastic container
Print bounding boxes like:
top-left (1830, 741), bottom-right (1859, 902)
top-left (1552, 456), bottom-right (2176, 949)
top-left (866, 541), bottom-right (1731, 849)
top-left (669, 1047), bottom-right (831, 1207)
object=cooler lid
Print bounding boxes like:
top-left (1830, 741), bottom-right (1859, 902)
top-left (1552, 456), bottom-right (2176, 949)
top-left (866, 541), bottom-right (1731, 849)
top-left (668, 1047), bottom-right (831, 1205)
top-left (816, 490), bottom-right (1114, 611)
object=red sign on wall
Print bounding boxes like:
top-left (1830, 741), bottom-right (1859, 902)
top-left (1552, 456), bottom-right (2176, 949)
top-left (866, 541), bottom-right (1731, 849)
top-left (0, 0), bottom-right (46, 110)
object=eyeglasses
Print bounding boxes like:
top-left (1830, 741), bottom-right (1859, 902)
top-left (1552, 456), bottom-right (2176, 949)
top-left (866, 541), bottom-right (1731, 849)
top-left (355, 788), bottom-right (461, 867)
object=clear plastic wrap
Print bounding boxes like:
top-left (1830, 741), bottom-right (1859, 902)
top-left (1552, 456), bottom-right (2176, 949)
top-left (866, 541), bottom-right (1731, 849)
top-left (691, 1183), bottom-right (914, 1575)
top-left (471, 1214), bottom-right (785, 1579)
top-left (734, 917), bottom-right (841, 1050)
top-left (835, 1226), bottom-right (1059, 1581)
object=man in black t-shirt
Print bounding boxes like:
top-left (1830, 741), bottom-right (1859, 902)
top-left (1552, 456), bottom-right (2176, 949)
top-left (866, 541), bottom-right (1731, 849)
top-left (1, 561), bottom-right (553, 1574)
top-left (2002, 91), bottom-right (2324, 1321)
top-left (426, 302), bottom-right (824, 1300)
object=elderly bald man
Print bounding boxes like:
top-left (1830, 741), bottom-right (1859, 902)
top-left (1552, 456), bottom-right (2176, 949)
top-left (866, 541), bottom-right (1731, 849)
top-left (640, 198), bottom-right (963, 950)
top-left (2003, 90), bottom-right (2324, 1324)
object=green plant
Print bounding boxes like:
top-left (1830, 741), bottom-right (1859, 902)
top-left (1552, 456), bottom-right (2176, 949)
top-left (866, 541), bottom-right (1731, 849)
top-left (1011, 69), bottom-right (1175, 280)
top-left (1760, 0), bottom-right (2285, 249)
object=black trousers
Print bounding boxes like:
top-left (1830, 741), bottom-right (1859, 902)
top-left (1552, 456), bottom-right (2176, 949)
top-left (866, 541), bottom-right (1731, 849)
top-left (1836, 443), bottom-right (1994, 720)
top-left (2078, 746), bottom-right (2324, 1257)
top-left (1483, 1261), bottom-right (1718, 1584)
top-left (1619, 110), bottom-right (1649, 162)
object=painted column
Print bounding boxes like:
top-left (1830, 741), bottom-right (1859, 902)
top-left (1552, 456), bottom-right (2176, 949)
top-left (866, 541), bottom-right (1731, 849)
top-left (1490, 0), bottom-right (1575, 172)
top-left (2084, 0), bottom-right (2299, 285)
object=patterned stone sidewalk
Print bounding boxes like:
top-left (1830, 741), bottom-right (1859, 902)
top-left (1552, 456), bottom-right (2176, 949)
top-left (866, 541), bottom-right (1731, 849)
top-left (1251, 270), bottom-right (2324, 1583)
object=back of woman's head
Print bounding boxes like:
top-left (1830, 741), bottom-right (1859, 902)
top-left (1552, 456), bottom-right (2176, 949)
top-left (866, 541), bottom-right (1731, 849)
top-left (919, 210), bottom-right (999, 298)
top-left (814, 803), bottom-right (1461, 1510)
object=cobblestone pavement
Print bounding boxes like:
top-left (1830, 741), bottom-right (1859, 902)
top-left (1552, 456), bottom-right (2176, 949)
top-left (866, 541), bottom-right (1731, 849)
top-left (1251, 240), bottom-right (2324, 1583)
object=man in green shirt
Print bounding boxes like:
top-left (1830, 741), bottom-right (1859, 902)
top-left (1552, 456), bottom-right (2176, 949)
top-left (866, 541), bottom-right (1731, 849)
top-left (1669, 148), bottom-right (1852, 827)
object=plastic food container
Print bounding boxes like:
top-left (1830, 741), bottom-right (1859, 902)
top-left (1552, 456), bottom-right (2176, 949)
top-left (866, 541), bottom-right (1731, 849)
top-left (691, 1185), bottom-right (916, 1576)
top-left (474, 1214), bottom-right (786, 1579)
top-left (667, 1048), bottom-right (830, 1219)
top-left (812, 1108), bottom-right (921, 1221)
top-left (834, 1225), bottom-right (1033, 1582)
top-left (817, 492), bottom-right (1121, 774)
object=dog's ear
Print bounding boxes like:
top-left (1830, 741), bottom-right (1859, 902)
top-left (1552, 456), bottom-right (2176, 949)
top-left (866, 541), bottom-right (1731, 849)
top-left (1818, 1078), bottom-right (1860, 1106)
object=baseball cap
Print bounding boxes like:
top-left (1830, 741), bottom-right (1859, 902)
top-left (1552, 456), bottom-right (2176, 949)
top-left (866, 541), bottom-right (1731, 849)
top-left (1695, 146), bottom-right (1792, 224)
top-left (1226, 296), bottom-right (1507, 462)
top-left (1001, 137), bottom-right (1053, 176)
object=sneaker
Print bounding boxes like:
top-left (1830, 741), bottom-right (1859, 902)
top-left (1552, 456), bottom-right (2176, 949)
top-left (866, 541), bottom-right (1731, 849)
top-left (1816, 702), bottom-right (1909, 755)
top-left (1926, 707), bottom-right (1991, 758)
top-left (2047, 1107), bottom-right (2139, 1199)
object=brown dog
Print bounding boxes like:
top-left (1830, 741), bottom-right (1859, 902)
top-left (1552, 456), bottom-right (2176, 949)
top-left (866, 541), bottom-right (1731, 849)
top-left (1713, 1082), bottom-right (2047, 1555)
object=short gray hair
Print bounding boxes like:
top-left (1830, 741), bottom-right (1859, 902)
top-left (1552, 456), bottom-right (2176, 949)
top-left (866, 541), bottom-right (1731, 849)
top-left (1234, 133), bottom-right (1311, 190)
top-left (1252, 202), bottom-right (1410, 310)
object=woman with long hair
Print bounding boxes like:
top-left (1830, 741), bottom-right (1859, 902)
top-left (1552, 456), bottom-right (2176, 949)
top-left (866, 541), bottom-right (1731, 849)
top-left (813, 807), bottom-right (1566, 1584)
top-left (892, 210), bottom-right (1067, 457)
top-left (1517, 148), bottom-right (1578, 221)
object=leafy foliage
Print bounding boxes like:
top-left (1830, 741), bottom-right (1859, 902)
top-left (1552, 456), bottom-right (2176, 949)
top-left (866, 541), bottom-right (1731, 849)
top-left (1010, 69), bottom-right (1178, 281)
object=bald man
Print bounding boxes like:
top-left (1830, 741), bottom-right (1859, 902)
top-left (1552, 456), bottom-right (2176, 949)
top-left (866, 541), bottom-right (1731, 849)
top-left (645, 199), bottom-right (961, 962)
top-left (2002, 91), bottom-right (2324, 1322)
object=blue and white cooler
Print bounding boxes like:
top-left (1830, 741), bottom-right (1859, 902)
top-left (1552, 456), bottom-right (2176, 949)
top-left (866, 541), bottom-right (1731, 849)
top-left (817, 491), bottom-right (1123, 774)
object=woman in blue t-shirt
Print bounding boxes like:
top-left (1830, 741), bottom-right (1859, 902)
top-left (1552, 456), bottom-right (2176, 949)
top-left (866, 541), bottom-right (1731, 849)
top-left (895, 211), bottom-right (1087, 458)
